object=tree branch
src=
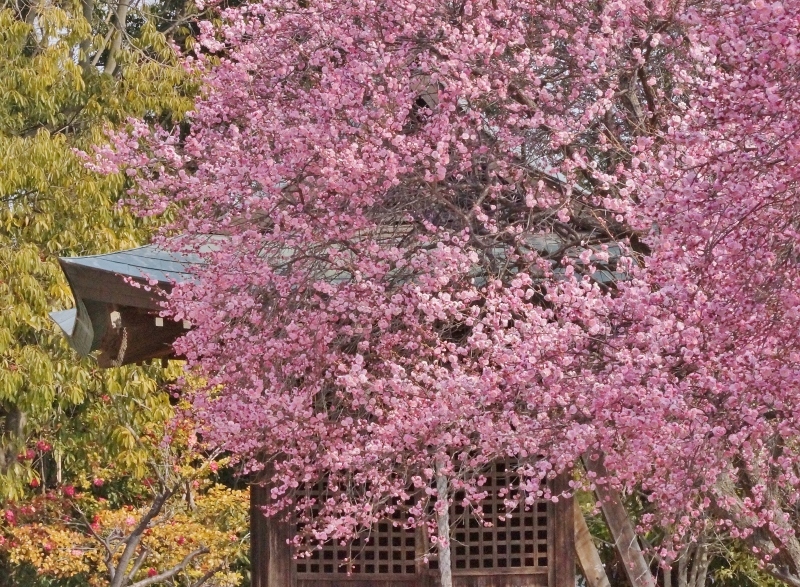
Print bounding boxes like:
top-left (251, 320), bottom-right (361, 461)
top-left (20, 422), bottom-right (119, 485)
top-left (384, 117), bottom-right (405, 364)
top-left (128, 546), bottom-right (210, 587)
top-left (73, 501), bottom-right (119, 581)
top-left (582, 454), bottom-right (657, 587)
top-left (189, 563), bottom-right (224, 587)
top-left (109, 486), bottom-right (178, 587)
top-left (763, 565), bottom-right (800, 587)
top-left (78, 0), bottom-right (95, 71)
top-left (127, 546), bottom-right (151, 582)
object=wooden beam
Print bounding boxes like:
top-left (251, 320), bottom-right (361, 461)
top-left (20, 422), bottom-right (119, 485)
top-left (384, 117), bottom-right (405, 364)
top-left (582, 455), bottom-right (656, 587)
top-left (574, 500), bottom-right (611, 587)
top-left (96, 306), bottom-right (183, 367)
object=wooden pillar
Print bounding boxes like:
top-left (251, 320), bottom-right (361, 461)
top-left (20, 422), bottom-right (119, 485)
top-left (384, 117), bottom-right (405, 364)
top-left (250, 484), bottom-right (294, 587)
top-left (551, 471), bottom-right (576, 587)
top-left (250, 484), bottom-right (269, 587)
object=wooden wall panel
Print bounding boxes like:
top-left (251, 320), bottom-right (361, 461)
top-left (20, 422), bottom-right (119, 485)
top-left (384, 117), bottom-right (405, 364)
top-left (297, 579), bottom-right (421, 587)
top-left (252, 467), bottom-right (575, 587)
top-left (451, 462), bottom-right (549, 574)
top-left (452, 573), bottom-right (549, 587)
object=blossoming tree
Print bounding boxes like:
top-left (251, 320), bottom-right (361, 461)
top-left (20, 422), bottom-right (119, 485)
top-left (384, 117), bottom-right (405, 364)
top-left (110, 0), bottom-right (800, 585)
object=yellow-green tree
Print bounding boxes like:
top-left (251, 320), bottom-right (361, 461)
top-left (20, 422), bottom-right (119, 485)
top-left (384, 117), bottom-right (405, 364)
top-left (1, 438), bottom-right (249, 587)
top-left (0, 0), bottom-right (198, 496)
top-left (0, 1), bottom-right (251, 585)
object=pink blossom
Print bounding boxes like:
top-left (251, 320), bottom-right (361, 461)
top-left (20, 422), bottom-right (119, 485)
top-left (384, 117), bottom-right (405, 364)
top-left (110, 0), bottom-right (800, 579)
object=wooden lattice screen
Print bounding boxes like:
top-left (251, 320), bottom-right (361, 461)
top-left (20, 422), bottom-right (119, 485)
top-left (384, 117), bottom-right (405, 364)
top-left (294, 482), bottom-right (417, 577)
top-left (449, 461), bottom-right (549, 572)
top-left (294, 461), bottom-right (548, 577)
top-left (295, 513), bottom-right (418, 576)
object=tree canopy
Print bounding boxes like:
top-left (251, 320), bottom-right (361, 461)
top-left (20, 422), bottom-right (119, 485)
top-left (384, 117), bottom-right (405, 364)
top-left (107, 0), bottom-right (800, 585)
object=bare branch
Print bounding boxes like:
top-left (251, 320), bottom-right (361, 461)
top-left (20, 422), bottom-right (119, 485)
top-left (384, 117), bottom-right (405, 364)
top-left (109, 486), bottom-right (178, 587)
top-left (189, 563), bottom-right (224, 587)
top-left (127, 546), bottom-right (151, 582)
top-left (128, 546), bottom-right (210, 587)
top-left (73, 500), bottom-right (119, 582)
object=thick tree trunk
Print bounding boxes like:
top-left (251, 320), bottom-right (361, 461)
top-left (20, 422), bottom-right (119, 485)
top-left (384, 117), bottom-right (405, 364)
top-left (715, 473), bottom-right (800, 587)
top-left (103, 0), bottom-right (129, 76)
top-left (0, 407), bottom-right (26, 475)
top-left (693, 544), bottom-right (709, 587)
top-left (677, 544), bottom-right (689, 587)
top-left (79, 0), bottom-right (95, 71)
top-left (435, 461), bottom-right (453, 587)
top-left (582, 455), bottom-right (656, 587)
top-left (675, 541), bottom-right (710, 587)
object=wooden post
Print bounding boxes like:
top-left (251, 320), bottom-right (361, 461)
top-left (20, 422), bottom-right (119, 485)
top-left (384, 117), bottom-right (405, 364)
top-left (250, 484), bottom-right (294, 587)
top-left (250, 485), bottom-right (267, 587)
top-left (574, 500), bottom-right (611, 587)
top-left (551, 471), bottom-right (576, 587)
top-left (250, 485), bottom-right (270, 587)
top-left (581, 455), bottom-right (655, 587)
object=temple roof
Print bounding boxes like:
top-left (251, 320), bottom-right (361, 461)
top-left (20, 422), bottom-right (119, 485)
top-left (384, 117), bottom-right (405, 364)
top-left (50, 236), bottom-right (625, 366)
top-left (58, 244), bottom-right (197, 283)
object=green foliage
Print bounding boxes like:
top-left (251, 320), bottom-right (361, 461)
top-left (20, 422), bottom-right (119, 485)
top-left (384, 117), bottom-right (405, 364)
top-left (0, 0), bottom-right (197, 498)
top-left (711, 544), bottom-right (785, 587)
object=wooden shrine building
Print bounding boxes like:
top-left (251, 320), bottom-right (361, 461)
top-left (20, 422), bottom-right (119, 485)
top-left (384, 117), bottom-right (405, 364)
top-left (51, 244), bottom-right (584, 587)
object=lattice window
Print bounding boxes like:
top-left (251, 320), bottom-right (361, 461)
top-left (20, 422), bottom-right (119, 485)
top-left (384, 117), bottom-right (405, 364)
top-left (294, 489), bottom-right (417, 576)
top-left (448, 461), bottom-right (549, 572)
top-left (293, 462), bottom-right (547, 577)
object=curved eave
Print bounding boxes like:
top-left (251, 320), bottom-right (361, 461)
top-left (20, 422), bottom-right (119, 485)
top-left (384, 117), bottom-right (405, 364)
top-left (49, 245), bottom-right (196, 364)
